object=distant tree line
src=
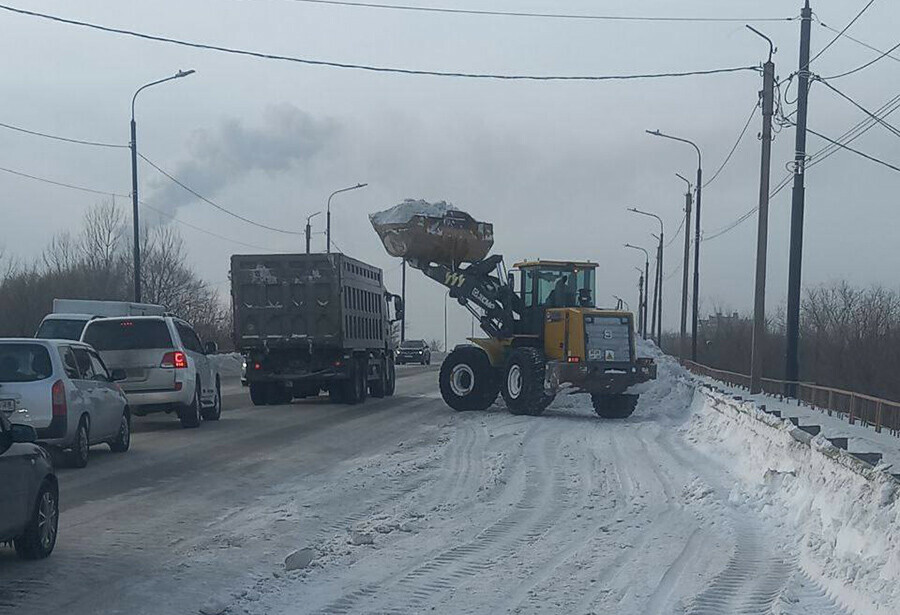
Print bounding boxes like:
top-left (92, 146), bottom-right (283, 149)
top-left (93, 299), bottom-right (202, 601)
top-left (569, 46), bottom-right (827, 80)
top-left (662, 281), bottom-right (900, 402)
top-left (0, 201), bottom-right (232, 349)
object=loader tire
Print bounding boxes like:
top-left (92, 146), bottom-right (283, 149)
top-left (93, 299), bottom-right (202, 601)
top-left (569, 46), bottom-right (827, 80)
top-left (591, 393), bottom-right (638, 419)
top-left (439, 347), bottom-right (499, 412)
top-left (502, 347), bottom-right (553, 416)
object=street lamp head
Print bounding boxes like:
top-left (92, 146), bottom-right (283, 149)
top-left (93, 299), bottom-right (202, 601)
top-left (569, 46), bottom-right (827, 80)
top-left (176, 69), bottom-right (196, 78)
top-left (356, 183), bottom-right (368, 189)
top-left (307, 211), bottom-right (322, 223)
top-left (646, 129), bottom-right (662, 137)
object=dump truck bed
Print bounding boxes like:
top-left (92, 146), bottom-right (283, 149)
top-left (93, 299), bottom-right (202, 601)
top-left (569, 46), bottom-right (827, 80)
top-left (230, 253), bottom-right (387, 351)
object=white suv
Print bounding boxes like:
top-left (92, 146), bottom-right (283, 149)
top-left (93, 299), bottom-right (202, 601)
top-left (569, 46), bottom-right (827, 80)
top-left (81, 316), bottom-right (221, 428)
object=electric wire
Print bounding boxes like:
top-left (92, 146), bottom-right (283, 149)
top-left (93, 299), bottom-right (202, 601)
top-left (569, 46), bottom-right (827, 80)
top-left (815, 78), bottom-right (900, 138)
top-left (703, 100), bottom-right (760, 188)
top-left (821, 38), bottom-right (900, 80)
top-left (138, 154), bottom-right (305, 236)
top-left (0, 162), bottom-right (276, 251)
top-left (0, 4), bottom-right (759, 82)
top-left (665, 217), bottom-right (685, 248)
top-left (0, 120), bottom-right (128, 149)
top-left (806, 127), bottom-right (900, 173)
top-left (268, 0), bottom-right (798, 23)
top-left (807, 0), bottom-right (877, 66)
top-left (817, 21), bottom-right (900, 64)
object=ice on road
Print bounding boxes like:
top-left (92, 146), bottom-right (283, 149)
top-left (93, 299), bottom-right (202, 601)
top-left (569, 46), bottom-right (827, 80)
top-left (2, 358), bottom-right (894, 615)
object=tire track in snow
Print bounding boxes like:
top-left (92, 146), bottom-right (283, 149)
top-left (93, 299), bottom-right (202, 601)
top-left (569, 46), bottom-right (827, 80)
top-left (311, 426), bottom-right (572, 615)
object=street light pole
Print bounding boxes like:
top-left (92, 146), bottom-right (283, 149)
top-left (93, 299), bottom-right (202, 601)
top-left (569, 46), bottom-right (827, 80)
top-left (326, 183), bottom-right (368, 253)
top-left (130, 69), bottom-right (195, 302)
top-left (647, 130), bottom-right (702, 360)
top-left (675, 173), bottom-right (693, 360)
top-left (305, 211), bottom-right (321, 254)
top-left (634, 266), bottom-right (645, 337)
top-left (628, 208), bottom-right (664, 346)
top-left (624, 244), bottom-right (650, 340)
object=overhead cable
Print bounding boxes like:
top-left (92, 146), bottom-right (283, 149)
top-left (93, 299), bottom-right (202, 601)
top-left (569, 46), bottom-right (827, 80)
top-left (0, 4), bottom-right (758, 82)
top-left (0, 120), bottom-right (128, 149)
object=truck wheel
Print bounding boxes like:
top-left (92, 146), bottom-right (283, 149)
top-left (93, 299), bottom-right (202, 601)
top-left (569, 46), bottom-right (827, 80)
top-left (370, 358), bottom-right (387, 398)
top-left (439, 347), bottom-right (499, 412)
top-left (591, 394), bottom-right (639, 419)
top-left (269, 384), bottom-right (292, 406)
top-left (329, 384), bottom-right (346, 404)
top-left (356, 357), bottom-right (369, 403)
top-left (502, 347), bottom-right (553, 416)
top-left (249, 382), bottom-right (269, 406)
top-left (385, 357), bottom-right (396, 397)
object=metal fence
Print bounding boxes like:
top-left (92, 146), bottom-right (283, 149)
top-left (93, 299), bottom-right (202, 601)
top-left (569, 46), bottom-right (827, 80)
top-left (681, 360), bottom-right (900, 437)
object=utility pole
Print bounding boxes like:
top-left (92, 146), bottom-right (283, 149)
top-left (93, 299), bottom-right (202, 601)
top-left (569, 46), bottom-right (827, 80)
top-left (657, 230), bottom-right (663, 346)
top-left (635, 268), bottom-right (645, 336)
top-left (305, 211), bottom-right (320, 254)
top-left (676, 174), bottom-right (692, 360)
top-left (650, 237), bottom-right (660, 341)
top-left (401, 259), bottom-right (407, 342)
top-left (785, 0), bottom-right (812, 395)
top-left (750, 28), bottom-right (776, 395)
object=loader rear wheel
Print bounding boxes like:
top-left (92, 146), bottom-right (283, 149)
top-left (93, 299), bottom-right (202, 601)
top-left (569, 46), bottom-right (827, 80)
top-left (502, 347), bottom-right (553, 416)
top-left (439, 347), bottom-right (499, 412)
top-left (591, 394), bottom-right (639, 419)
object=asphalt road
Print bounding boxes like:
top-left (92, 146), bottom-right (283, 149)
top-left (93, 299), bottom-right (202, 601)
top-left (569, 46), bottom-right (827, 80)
top-left (0, 364), bottom-right (441, 615)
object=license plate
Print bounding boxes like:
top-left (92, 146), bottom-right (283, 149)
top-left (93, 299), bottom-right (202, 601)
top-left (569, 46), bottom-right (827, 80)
top-left (0, 399), bottom-right (15, 414)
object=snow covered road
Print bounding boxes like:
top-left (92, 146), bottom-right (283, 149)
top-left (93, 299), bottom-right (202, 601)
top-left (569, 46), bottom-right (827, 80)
top-left (1, 359), bottom-right (892, 615)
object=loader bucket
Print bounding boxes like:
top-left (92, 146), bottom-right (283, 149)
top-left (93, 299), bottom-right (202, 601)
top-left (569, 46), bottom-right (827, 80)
top-left (370, 202), bottom-right (493, 266)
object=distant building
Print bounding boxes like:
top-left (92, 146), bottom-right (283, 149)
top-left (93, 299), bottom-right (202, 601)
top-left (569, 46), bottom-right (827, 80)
top-left (699, 312), bottom-right (745, 335)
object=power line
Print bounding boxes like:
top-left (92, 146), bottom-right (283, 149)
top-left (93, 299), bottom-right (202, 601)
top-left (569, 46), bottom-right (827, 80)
top-left (807, 0), bottom-right (877, 66)
top-left (703, 100), bottom-right (760, 188)
top-left (0, 120), bottom-right (128, 149)
top-left (807, 92), bottom-right (900, 169)
top-left (0, 164), bottom-right (128, 197)
top-left (138, 200), bottom-right (277, 252)
top-left (821, 38), bottom-right (900, 80)
top-left (138, 154), bottom-right (304, 236)
top-left (269, 0), bottom-right (797, 23)
top-left (0, 4), bottom-right (760, 82)
top-left (817, 21), bottom-right (900, 64)
top-left (815, 78), bottom-right (900, 138)
top-left (0, 160), bottom-right (277, 251)
top-left (806, 127), bottom-right (900, 173)
top-left (665, 216), bottom-right (685, 248)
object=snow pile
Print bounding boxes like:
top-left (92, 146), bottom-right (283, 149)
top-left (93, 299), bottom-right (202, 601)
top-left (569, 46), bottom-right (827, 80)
top-left (369, 199), bottom-right (457, 226)
top-left (685, 386), bottom-right (900, 615)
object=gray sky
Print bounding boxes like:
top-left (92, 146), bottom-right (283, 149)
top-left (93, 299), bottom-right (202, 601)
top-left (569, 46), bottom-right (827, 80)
top-left (1, 0), bottom-right (898, 346)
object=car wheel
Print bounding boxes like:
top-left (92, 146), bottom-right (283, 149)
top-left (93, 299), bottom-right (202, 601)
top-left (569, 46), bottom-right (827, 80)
top-left (14, 481), bottom-right (59, 560)
top-left (202, 379), bottom-right (222, 421)
top-left (70, 417), bottom-right (90, 468)
top-left (109, 410), bottom-right (131, 452)
top-left (179, 385), bottom-right (202, 428)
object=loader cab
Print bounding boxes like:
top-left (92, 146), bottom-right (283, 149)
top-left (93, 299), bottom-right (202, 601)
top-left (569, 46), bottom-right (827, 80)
top-left (514, 261), bottom-right (597, 336)
top-left (515, 261), bottom-right (597, 310)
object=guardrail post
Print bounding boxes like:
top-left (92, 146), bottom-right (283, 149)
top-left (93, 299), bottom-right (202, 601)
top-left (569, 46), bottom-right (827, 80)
top-left (849, 395), bottom-right (856, 425)
top-left (875, 401), bottom-right (883, 434)
top-left (827, 390), bottom-right (833, 416)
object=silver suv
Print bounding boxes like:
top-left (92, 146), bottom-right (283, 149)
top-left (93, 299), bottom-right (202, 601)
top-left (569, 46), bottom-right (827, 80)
top-left (81, 316), bottom-right (221, 428)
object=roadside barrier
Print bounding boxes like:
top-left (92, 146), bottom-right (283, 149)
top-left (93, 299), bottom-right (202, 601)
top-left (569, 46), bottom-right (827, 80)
top-left (680, 360), bottom-right (900, 438)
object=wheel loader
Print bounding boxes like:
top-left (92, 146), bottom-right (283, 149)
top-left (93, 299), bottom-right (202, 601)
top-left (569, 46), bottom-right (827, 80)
top-left (370, 205), bottom-right (656, 418)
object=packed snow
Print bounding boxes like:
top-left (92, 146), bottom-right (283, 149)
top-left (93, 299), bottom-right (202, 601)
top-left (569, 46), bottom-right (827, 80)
top-left (369, 199), bottom-right (457, 226)
top-left (202, 348), bottom-right (896, 615)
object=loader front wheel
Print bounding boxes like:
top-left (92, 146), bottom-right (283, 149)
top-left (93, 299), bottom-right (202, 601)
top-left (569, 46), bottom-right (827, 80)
top-left (439, 347), bottom-right (499, 412)
top-left (502, 347), bottom-right (553, 416)
top-left (591, 394), bottom-right (639, 419)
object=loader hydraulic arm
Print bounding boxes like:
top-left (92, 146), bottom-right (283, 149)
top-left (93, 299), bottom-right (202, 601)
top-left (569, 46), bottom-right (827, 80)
top-left (409, 255), bottom-right (522, 339)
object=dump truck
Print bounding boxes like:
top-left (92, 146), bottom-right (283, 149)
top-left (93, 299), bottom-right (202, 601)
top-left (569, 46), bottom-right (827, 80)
top-left (230, 253), bottom-right (403, 406)
top-left (370, 201), bottom-right (656, 418)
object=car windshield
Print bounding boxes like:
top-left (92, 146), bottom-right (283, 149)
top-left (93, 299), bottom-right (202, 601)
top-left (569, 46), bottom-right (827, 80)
top-left (0, 344), bottom-right (53, 382)
top-left (35, 318), bottom-right (88, 340)
top-left (82, 319), bottom-right (173, 351)
top-left (401, 340), bottom-right (425, 348)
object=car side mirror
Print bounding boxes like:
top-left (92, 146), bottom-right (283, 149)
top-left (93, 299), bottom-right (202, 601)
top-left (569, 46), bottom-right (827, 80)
top-left (204, 341), bottom-right (218, 355)
top-left (9, 423), bottom-right (37, 444)
top-left (110, 368), bottom-right (127, 382)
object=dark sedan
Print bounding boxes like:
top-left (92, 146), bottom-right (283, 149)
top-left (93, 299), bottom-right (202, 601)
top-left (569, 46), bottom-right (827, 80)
top-left (397, 340), bottom-right (431, 365)
top-left (0, 413), bottom-right (59, 559)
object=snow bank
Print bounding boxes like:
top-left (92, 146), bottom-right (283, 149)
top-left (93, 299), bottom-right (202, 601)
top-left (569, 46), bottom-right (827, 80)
top-left (369, 199), bottom-right (457, 226)
top-left (685, 385), bottom-right (900, 615)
